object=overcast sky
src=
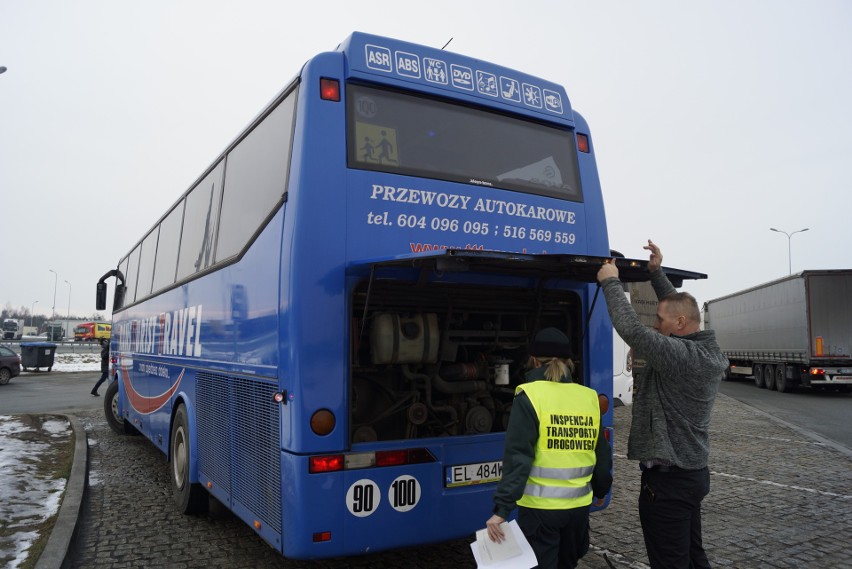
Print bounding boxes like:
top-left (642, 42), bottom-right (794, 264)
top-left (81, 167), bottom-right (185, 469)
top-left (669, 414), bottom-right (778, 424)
top-left (1, 0), bottom-right (850, 320)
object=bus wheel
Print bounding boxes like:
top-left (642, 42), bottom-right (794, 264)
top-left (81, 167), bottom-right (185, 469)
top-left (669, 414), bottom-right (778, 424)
top-left (104, 381), bottom-right (125, 434)
top-left (171, 405), bottom-right (208, 515)
top-left (753, 364), bottom-right (764, 388)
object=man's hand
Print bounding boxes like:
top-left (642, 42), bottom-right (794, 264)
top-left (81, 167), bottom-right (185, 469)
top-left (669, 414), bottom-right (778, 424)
top-left (593, 497), bottom-right (606, 507)
top-left (643, 240), bottom-right (663, 272)
top-left (486, 514), bottom-right (506, 543)
top-left (597, 259), bottom-right (619, 283)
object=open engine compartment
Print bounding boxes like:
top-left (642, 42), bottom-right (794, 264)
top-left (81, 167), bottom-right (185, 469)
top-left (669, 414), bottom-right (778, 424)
top-left (350, 279), bottom-right (582, 443)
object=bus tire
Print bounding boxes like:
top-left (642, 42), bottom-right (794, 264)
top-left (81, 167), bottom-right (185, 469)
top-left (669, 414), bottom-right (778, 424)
top-left (171, 404), bottom-right (208, 515)
top-left (104, 380), bottom-right (126, 434)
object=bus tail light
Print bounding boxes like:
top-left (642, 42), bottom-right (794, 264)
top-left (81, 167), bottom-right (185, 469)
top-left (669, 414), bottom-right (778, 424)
top-left (311, 449), bottom-right (436, 474)
top-left (320, 78), bottom-right (341, 102)
top-left (598, 394), bottom-right (610, 415)
top-left (313, 531), bottom-right (332, 543)
top-left (576, 133), bottom-right (590, 153)
top-left (310, 409), bottom-right (336, 435)
top-left (310, 454), bottom-right (344, 473)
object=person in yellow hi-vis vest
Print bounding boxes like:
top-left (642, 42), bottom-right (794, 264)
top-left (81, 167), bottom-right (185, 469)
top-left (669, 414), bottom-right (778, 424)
top-left (486, 327), bottom-right (612, 569)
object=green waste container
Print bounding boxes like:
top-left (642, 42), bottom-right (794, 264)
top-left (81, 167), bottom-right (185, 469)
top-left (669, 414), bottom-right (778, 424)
top-left (20, 342), bottom-right (58, 372)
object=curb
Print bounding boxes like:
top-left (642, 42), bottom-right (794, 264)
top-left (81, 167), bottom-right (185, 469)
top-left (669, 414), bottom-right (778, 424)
top-left (35, 414), bottom-right (87, 569)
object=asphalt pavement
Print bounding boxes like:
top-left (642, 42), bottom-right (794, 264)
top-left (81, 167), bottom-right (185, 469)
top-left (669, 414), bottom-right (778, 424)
top-left (6, 373), bottom-right (851, 568)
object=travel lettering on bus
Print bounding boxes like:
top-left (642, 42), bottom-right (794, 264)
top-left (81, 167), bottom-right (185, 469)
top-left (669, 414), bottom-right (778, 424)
top-left (116, 304), bottom-right (203, 357)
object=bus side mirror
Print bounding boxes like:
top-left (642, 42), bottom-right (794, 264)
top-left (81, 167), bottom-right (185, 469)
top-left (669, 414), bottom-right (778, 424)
top-left (96, 282), bottom-right (107, 310)
top-left (113, 286), bottom-right (126, 311)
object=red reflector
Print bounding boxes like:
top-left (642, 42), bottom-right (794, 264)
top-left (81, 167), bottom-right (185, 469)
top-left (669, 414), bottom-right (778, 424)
top-left (604, 428), bottom-right (612, 443)
top-left (320, 78), bottom-right (340, 102)
top-left (313, 531), bottom-right (332, 543)
top-left (576, 133), bottom-right (590, 153)
top-left (376, 450), bottom-right (407, 467)
top-left (407, 448), bottom-right (436, 464)
top-left (309, 454), bottom-right (344, 473)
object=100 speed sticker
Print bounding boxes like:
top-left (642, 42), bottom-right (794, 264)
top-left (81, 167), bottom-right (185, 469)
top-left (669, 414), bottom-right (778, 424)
top-left (346, 475), bottom-right (422, 516)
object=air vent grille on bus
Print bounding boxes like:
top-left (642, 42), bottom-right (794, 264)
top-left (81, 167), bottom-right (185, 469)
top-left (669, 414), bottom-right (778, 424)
top-left (197, 372), bottom-right (282, 533)
top-left (197, 372), bottom-right (232, 492)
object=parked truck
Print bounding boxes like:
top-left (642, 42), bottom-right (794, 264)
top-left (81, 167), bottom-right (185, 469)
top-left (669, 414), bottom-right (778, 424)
top-left (704, 270), bottom-right (852, 392)
top-left (74, 322), bottom-right (112, 342)
top-left (2, 319), bottom-right (24, 340)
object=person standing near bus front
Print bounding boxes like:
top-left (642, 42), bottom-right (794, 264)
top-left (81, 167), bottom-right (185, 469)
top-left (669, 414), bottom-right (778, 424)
top-left (596, 240), bottom-right (728, 569)
top-left (485, 327), bottom-right (612, 569)
top-left (90, 338), bottom-right (110, 396)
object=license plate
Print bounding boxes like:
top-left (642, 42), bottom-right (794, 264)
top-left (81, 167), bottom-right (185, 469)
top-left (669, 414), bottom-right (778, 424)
top-left (445, 461), bottom-right (503, 487)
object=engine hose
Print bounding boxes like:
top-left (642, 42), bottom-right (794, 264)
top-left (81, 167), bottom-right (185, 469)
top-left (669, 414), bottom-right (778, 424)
top-left (401, 366), bottom-right (458, 423)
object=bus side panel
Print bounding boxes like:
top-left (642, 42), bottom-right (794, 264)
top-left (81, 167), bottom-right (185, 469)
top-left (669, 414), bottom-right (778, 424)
top-left (279, 53), bottom-right (350, 454)
top-left (586, 283), bottom-right (614, 428)
top-left (572, 111), bottom-right (609, 258)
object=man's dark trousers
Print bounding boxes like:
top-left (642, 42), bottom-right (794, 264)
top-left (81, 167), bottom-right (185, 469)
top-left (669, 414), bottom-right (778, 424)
top-left (639, 466), bottom-right (711, 569)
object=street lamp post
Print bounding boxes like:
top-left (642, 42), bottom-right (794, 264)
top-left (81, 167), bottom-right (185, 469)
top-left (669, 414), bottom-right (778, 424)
top-left (65, 280), bottom-right (72, 338)
top-left (30, 300), bottom-right (39, 327)
top-left (49, 269), bottom-right (58, 320)
top-left (770, 227), bottom-right (809, 275)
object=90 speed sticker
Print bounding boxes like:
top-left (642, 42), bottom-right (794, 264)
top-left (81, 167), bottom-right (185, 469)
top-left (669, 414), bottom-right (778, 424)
top-left (346, 476), bottom-right (422, 516)
top-left (346, 479), bottom-right (380, 517)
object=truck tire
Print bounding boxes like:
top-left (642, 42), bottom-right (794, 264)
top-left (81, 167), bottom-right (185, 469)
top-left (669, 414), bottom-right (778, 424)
top-left (775, 365), bottom-right (793, 393)
top-left (753, 364), bottom-right (765, 388)
top-left (765, 365), bottom-right (776, 390)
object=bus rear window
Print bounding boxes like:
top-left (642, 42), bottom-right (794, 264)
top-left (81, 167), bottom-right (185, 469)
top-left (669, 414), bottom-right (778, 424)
top-left (346, 84), bottom-right (583, 202)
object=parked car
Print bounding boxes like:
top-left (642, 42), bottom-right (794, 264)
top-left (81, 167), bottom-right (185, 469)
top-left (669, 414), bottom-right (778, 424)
top-left (0, 345), bottom-right (22, 385)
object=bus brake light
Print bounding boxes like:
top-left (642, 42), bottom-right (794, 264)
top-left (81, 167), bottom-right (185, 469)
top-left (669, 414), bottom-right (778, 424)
top-left (320, 78), bottom-right (341, 102)
top-left (376, 450), bottom-right (407, 467)
top-left (313, 531), bottom-right (332, 543)
top-left (576, 133), bottom-right (590, 153)
top-left (309, 454), bottom-right (344, 473)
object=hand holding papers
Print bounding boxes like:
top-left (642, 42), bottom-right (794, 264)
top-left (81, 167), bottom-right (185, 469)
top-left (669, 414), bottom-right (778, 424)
top-left (471, 519), bottom-right (537, 568)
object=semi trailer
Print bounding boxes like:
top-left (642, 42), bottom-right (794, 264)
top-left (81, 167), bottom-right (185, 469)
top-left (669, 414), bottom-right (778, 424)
top-left (704, 270), bottom-right (852, 392)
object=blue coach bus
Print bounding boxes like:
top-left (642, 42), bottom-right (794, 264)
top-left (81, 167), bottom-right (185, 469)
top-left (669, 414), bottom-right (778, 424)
top-left (96, 32), bottom-right (702, 559)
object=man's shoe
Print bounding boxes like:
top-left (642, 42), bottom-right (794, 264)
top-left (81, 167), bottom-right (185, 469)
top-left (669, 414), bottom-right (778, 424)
top-left (91, 391), bottom-right (100, 397)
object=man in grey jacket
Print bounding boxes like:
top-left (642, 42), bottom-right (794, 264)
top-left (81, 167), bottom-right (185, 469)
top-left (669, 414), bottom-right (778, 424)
top-left (597, 240), bottom-right (728, 569)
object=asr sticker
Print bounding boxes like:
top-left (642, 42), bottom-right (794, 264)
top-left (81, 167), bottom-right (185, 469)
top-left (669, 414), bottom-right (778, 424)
top-left (388, 475), bottom-right (421, 512)
top-left (346, 479), bottom-right (380, 517)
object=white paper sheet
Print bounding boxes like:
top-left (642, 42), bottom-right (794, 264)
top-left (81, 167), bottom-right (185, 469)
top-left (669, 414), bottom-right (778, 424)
top-left (470, 519), bottom-right (538, 568)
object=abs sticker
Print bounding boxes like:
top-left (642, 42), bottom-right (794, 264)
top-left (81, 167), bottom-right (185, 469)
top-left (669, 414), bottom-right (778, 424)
top-left (388, 475), bottom-right (421, 512)
top-left (347, 479), bottom-right (380, 517)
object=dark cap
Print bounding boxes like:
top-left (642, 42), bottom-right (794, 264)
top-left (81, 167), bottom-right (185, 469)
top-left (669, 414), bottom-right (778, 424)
top-left (528, 327), bottom-right (572, 358)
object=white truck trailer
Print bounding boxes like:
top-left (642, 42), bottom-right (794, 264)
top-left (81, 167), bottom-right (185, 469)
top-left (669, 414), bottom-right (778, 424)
top-left (704, 270), bottom-right (852, 392)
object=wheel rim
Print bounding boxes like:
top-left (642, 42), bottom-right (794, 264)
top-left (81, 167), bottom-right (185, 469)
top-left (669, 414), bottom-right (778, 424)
top-left (110, 391), bottom-right (121, 422)
top-left (0, 369), bottom-right (9, 384)
top-left (173, 425), bottom-right (188, 491)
